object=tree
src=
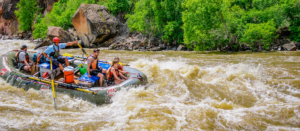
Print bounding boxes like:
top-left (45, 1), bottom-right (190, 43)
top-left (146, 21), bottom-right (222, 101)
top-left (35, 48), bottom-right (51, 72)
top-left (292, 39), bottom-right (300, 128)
top-left (241, 20), bottom-right (278, 50)
top-left (127, 0), bottom-right (184, 45)
top-left (15, 0), bottom-right (41, 31)
top-left (182, 0), bottom-right (232, 51)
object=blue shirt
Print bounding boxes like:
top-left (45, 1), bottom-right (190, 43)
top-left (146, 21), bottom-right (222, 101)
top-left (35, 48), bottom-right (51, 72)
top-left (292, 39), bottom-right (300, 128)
top-left (44, 43), bottom-right (66, 61)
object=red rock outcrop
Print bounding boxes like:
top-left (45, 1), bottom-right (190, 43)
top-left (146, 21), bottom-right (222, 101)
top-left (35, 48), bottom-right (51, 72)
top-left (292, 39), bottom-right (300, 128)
top-left (71, 4), bottom-right (120, 47)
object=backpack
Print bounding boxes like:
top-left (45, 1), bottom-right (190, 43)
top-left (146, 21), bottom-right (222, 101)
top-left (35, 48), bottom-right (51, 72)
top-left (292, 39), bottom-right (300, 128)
top-left (33, 51), bottom-right (46, 64)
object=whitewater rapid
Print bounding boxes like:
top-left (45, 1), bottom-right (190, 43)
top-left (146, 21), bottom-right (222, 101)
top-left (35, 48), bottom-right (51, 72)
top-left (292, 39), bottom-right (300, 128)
top-left (0, 40), bottom-right (299, 130)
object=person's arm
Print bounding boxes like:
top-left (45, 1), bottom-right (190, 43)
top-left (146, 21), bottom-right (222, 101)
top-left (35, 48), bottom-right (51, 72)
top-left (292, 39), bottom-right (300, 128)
top-left (43, 52), bottom-right (51, 61)
top-left (24, 60), bottom-right (30, 67)
top-left (66, 41), bottom-right (78, 46)
top-left (112, 68), bottom-right (121, 81)
top-left (119, 72), bottom-right (127, 80)
top-left (87, 57), bottom-right (93, 77)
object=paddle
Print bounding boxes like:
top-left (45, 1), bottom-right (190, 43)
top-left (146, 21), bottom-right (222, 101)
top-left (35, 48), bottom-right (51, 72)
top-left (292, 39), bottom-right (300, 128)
top-left (50, 60), bottom-right (57, 111)
top-left (77, 43), bottom-right (89, 58)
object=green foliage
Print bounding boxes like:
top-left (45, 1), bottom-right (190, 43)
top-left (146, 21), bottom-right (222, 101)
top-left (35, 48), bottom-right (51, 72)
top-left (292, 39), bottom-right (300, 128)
top-left (33, 0), bottom-right (97, 39)
top-left (106, 0), bottom-right (131, 15)
top-left (182, 0), bottom-right (300, 51)
top-left (241, 20), bottom-right (278, 50)
top-left (182, 0), bottom-right (231, 51)
top-left (33, 13), bottom-right (47, 39)
top-left (127, 0), bottom-right (184, 44)
top-left (15, 0), bottom-right (41, 31)
top-left (290, 19), bottom-right (300, 42)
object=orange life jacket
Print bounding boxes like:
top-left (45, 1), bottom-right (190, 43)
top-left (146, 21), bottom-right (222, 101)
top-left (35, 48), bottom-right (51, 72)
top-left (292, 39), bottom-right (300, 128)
top-left (89, 55), bottom-right (99, 70)
top-left (16, 51), bottom-right (29, 63)
top-left (117, 65), bottom-right (123, 71)
top-left (108, 68), bottom-right (120, 81)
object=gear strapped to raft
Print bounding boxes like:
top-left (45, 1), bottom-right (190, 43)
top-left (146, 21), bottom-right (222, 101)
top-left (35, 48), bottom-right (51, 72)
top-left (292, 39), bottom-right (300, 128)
top-left (49, 44), bottom-right (60, 58)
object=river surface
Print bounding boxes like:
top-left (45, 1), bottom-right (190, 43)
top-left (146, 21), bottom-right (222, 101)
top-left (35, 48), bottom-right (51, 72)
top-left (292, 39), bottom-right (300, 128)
top-left (0, 40), bottom-right (300, 130)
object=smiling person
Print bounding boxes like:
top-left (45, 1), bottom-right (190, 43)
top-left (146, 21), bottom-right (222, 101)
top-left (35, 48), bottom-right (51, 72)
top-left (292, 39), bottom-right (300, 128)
top-left (43, 37), bottom-right (78, 71)
top-left (87, 48), bottom-right (107, 87)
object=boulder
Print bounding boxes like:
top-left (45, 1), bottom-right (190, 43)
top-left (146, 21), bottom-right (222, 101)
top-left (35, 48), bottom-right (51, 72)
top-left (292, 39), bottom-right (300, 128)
top-left (294, 42), bottom-right (300, 50)
top-left (67, 28), bottom-right (79, 40)
top-left (1, 0), bottom-right (19, 20)
top-left (34, 39), bottom-right (51, 50)
top-left (71, 4), bottom-right (120, 47)
top-left (282, 42), bottom-right (297, 51)
top-left (177, 45), bottom-right (187, 51)
top-left (47, 26), bottom-right (75, 43)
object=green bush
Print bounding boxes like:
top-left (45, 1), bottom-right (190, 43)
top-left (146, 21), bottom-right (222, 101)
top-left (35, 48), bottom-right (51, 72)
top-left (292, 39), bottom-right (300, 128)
top-left (127, 0), bottom-right (184, 44)
top-left (290, 19), bottom-right (300, 42)
top-left (106, 0), bottom-right (131, 15)
top-left (241, 20), bottom-right (278, 50)
top-left (15, 0), bottom-right (41, 31)
top-left (33, 0), bottom-right (96, 39)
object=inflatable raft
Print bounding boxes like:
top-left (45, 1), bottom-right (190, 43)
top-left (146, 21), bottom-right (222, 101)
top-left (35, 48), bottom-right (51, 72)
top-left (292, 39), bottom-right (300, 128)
top-left (0, 50), bottom-right (147, 105)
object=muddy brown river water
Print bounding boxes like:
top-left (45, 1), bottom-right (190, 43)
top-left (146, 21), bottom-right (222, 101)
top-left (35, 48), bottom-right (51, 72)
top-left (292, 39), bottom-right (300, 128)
top-left (0, 40), bottom-right (299, 130)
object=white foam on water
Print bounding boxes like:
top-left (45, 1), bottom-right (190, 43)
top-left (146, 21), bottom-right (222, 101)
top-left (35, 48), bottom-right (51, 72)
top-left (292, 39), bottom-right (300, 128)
top-left (0, 40), bottom-right (300, 130)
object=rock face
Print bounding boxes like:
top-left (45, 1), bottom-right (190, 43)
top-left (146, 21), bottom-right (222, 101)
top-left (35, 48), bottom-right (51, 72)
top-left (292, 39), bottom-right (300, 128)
top-left (0, 0), bottom-right (20, 37)
top-left (72, 4), bottom-right (120, 47)
top-left (37, 0), bottom-right (59, 15)
top-left (282, 42), bottom-right (297, 51)
top-left (47, 26), bottom-right (75, 43)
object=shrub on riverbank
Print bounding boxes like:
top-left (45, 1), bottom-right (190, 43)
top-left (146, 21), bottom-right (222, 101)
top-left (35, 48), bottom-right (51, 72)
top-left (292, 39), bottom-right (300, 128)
top-left (15, 0), bottom-right (40, 31)
top-left (16, 0), bottom-right (300, 51)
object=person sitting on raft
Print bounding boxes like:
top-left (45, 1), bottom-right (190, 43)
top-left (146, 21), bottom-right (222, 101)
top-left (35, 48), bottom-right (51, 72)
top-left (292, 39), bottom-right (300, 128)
top-left (114, 57), bottom-right (129, 75)
top-left (107, 61), bottom-right (128, 85)
top-left (87, 48), bottom-right (107, 87)
top-left (43, 37), bottom-right (78, 71)
top-left (16, 45), bottom-right (33, 72)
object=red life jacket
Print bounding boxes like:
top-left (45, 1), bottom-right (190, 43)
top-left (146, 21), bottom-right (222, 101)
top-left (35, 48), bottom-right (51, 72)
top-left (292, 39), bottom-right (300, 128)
top-left (108, 68), bottom-right (120, 81)
top-left (117, 65), bottom-right (124, 71)
top-left (16, 50), bottom-right (29, 63)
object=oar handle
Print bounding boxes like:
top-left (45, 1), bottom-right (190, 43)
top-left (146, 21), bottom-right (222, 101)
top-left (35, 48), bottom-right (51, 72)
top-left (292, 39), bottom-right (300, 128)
top-left (50, 60), bottom-right (57, 110)
top-left (77, 43), bottom-right (89, 57)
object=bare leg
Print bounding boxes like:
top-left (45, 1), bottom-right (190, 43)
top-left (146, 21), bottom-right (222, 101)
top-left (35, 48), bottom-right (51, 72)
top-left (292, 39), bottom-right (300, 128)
top-left (59, 63), bottom-right (64, 71)
top-left (97, 73), bottom-right (104, 87)
top-left (23, 66), bottom-right (31, 72)
top-left (65, 58), bottom-right (70, 66)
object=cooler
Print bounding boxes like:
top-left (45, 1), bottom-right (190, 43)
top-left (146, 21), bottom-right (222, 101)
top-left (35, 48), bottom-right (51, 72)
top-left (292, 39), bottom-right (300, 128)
top-left (38, 63), bottom-right (61, 78)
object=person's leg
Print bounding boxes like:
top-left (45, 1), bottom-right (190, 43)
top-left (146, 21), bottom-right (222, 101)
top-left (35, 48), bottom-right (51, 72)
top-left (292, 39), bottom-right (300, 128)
top-left (64, 57), bottom-right (69, 66)
top-left (97, 73), bottom-right (104, 87)
top-left (23, 65), bottom-right (31, 72)
top-left (102, 69), bottom-right (107, 73)
top-left (52, 60), bottom-right (63, 71)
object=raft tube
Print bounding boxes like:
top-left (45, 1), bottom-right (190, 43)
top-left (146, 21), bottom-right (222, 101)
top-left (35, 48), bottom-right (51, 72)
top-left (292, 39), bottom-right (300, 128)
top-left (0, 50), bottom-right (147, 105)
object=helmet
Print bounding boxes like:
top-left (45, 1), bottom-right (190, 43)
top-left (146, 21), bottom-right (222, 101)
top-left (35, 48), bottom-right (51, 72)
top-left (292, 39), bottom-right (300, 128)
top-left (53, 37), bottom-right (60, 43)
top-left (43, 72), bottom-right (49, 78)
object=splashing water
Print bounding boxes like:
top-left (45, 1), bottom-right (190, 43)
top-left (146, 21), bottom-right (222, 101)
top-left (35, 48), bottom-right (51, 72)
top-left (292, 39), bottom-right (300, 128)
top-left (0, 40), bottom-right (299, 130)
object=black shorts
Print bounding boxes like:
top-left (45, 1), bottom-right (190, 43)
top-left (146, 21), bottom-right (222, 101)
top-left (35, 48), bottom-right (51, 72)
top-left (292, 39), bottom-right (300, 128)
top-left (20, 65), bottom-right (25, 70)
top-left (90, 68), bottom-right (103, 76)
top-left (52, 56), bottom-right (66, 67)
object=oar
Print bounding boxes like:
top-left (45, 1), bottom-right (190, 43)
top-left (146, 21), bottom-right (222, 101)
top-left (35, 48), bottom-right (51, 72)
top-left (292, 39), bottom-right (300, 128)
top-left (10, 72), bottom-right (98, 94)
top-left (77, 43), bottom-right (89, 58)
top-left (50, 60), bottom-right (57, 111)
